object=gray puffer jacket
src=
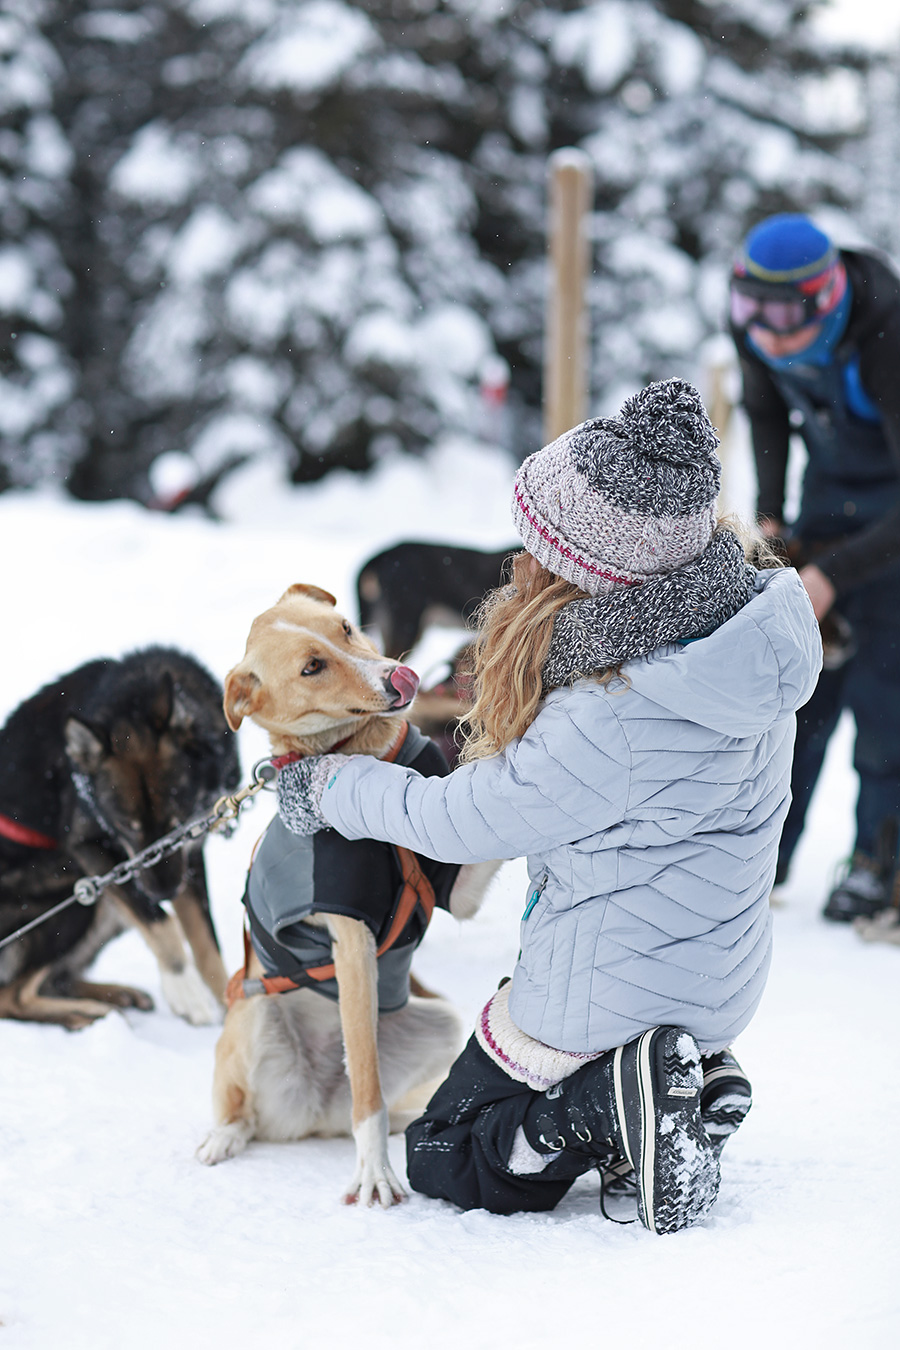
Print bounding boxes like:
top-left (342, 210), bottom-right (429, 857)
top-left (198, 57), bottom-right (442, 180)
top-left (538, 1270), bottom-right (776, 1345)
top-left (317, 569), bottom-right (822, 1053)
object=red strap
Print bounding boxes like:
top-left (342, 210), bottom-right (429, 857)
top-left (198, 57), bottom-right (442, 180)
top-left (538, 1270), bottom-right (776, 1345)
top-left (269, 750), bottom-right (304, 770)
top-left (269, 728), bottom-right (362, 772)
top-left (0, 811), bottom-right (57, 850)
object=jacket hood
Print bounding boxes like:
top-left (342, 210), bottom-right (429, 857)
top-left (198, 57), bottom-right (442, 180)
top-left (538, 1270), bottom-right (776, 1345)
top-left (621, 568), bottom-right (822, 737)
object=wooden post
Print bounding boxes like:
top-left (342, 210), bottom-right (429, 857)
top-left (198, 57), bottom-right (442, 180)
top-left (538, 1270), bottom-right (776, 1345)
top-left (702, 341), bottom-right (739, 514)
top-left (707, 359), bottom-right (734, 453)
top-left (544, 148), bottom-right (593, 444)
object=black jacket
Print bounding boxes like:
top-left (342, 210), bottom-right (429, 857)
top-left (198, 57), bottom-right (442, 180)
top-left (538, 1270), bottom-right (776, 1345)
top-left (732, 249), bottom-right (900, 595)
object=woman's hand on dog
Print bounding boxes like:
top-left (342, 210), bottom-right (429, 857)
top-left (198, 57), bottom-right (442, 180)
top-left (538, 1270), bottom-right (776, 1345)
top-left (277, 753), bottom-right (350, 835)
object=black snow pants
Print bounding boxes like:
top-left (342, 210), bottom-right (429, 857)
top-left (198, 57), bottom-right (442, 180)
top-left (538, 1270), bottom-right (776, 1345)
top-left (778, 570), bottom-right (900, 878)
top-left (405, 1035), bottom-right (609, 1215)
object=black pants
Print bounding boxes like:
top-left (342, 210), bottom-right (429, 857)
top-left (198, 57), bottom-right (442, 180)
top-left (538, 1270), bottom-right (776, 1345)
top-left (779, 572), bottom-right (900, 878)
top-left (405, 1035), bottom-right (604, 1215)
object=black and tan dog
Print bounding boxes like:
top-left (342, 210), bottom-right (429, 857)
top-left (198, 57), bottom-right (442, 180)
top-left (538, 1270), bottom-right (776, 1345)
top-left (0, 647), bottom-right (240, 1029)
top-left (356, 540), bottom-right (518, 659)
top-left (197, 584), bottom-right (497, 1206)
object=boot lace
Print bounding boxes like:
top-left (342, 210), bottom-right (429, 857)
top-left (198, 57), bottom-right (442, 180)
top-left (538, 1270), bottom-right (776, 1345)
top-left (598, 1157), bottom-right (637, 1225)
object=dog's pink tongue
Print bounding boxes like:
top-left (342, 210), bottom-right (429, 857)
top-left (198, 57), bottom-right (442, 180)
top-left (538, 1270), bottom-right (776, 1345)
top-left (390, 665), bottom-right (419, 707)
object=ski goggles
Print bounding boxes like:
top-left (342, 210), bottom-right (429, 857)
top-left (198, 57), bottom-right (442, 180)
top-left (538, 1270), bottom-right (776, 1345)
top-left (729, 260), bottom-right (847, 334)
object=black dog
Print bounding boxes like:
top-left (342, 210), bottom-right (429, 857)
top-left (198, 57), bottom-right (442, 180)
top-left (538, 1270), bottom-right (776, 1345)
top-left (0, 648), bottom-right (240, 1029)
top-left (356, 541), bottom-right (518, 659)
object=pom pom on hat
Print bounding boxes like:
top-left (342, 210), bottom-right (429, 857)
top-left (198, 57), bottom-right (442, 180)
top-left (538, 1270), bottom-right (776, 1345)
top-left (570, 379), bottom-right (721, 514)
top-left (511, 378), bottom-right (722, 595)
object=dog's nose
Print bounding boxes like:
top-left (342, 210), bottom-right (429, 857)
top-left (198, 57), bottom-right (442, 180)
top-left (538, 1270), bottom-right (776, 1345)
top-left (388, 665), bottom-right (419, 708)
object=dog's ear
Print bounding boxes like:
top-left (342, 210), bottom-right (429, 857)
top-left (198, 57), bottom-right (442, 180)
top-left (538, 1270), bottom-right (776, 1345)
top-left (147, 669), bottom-right (195, 736)
top-left (223, 667), bottom-right (263, 732)
top-left (65, 716), bottom-right (108, 772)
top-left (278, 583), bottom-right (337, 608)
top-left (149, 670), bottom-right (174, 733)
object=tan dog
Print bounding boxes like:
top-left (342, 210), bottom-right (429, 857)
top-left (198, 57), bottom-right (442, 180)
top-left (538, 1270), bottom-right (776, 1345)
top-left (197, 584), bottom-right (497, 1206)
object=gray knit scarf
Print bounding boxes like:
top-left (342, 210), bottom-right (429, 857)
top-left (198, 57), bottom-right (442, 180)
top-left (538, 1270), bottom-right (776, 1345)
top-left (542, 527), bottom-right (757, 691)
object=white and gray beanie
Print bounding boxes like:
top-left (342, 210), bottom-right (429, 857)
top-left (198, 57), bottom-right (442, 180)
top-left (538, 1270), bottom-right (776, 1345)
top-left (511, 378), bottom-right (757, 685)
top-left (512, 378), bottom-right (721, 592)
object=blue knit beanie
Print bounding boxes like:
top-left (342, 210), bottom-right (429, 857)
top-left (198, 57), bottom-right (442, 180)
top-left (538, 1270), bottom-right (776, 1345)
top-left (737, 214), bottom-right (837, 285)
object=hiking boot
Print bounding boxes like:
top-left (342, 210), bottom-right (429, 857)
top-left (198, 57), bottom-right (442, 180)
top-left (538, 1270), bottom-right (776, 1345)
top-left (700, 1049), bottom-right (752, 1157)
top-left (524, 1026), bottom-right (720, 1235)
top-left (823, 852), bottom-right (889, 923)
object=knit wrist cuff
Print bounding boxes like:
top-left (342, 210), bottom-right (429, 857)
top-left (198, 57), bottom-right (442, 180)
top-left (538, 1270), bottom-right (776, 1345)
top-left (277, 753), bottom-right (351, 835)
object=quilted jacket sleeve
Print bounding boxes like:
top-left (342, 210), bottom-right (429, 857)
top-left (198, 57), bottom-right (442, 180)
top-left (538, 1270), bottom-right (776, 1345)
top-left (317, 691), bottom-right (633, 864)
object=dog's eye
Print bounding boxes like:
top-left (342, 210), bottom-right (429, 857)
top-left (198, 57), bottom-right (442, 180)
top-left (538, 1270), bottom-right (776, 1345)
top-left (302, 658), bottom-right (325, 676)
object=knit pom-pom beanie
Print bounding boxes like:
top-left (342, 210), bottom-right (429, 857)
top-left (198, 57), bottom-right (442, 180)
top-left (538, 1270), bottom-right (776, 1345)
top-left (511, 378), bottom-right (722, 594)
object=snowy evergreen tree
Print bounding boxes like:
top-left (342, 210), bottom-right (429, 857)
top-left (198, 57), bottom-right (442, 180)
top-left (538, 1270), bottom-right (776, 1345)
top-left (859, 56), bottom-right (900, 261)
top-left (55, 0), bottom-right (517, 497)
top-left (0, 0), bottom-right (79, 491)
top-left (0, 0), bottom-right (871, 499)
top-left (552, 0), bottom-right (867, 409)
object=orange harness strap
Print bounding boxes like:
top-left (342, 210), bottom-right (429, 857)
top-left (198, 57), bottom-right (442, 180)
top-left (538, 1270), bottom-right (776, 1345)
top-left (225, 722), bottom-right (436, 1007)
top-left (224, 923), bottom-right (307, 1004)
top-left (298, 845), bottom-right (435, 984)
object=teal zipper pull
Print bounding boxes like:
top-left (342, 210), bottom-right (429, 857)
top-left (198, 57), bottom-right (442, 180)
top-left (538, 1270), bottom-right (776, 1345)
top-left (522, 874), bottom-right (547, 920)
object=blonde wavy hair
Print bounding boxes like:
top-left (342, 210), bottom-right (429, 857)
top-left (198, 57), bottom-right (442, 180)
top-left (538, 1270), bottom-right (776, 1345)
top-left (458, 518), bottom-right (780, 764)
top-left (459, 552), bottom-right (589, 762)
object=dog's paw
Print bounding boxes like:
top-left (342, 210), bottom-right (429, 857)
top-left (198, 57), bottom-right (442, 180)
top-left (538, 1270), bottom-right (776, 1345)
top-left (196, 1123), bottom-right (251, 1166)
top-left (101, 983), bottom-right (155, 1011)
top-left (449, 859), bottom-right (503, 920)
top-left (160, 964), bottom-right (223, 1025)
top-left (343, 1160), bottom-right (407, 1208)
top-left (61, 1004), bottom-right (114, 1031)
top-left (345, 1111), bottom-right (407, 1207)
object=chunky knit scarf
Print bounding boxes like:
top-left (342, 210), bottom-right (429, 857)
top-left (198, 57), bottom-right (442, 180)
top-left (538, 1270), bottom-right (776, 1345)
top-left (543, 527), bottom-right (757, 691)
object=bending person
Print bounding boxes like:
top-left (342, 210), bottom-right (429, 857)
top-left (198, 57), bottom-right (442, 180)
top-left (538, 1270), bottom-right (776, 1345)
top-left (730, 213), bottom-right (900, 920)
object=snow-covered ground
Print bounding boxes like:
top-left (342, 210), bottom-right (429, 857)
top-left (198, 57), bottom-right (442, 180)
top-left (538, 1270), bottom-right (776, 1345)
top-left (0, 427), bottom-right (898, 1350)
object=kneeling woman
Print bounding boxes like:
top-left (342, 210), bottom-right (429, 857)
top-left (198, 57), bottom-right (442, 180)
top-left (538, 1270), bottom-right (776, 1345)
top-left (276, 379), bottom-right (822, 1234)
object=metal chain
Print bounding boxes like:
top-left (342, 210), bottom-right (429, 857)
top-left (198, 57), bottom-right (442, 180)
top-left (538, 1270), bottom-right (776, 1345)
top-left (0, 759), bottom-right (278, 953)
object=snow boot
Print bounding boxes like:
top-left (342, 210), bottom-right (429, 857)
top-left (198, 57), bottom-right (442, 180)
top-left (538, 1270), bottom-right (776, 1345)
top-left (598, 1047), bottom-right (751, 1217)
top-left (824, 851), bottom-right (890, 922)
top-left (523, 1026), bottom-right (720, 1235)
top-left (700, 1049), bottom-right (752, 1156)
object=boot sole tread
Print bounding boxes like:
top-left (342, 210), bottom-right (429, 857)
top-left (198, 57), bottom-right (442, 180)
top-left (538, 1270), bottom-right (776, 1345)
top-left (617, 1028), bottom-right (720, 1236)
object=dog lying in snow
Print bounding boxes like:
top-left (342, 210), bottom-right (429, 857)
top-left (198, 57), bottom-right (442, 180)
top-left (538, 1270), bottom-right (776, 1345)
top-left (197, 584), bottom-right (498, 1206)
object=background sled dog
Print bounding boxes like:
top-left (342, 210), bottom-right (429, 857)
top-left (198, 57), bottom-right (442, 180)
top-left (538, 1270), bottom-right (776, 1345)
top-left (0, 647), bottom-right (240, 1028)
top-left (356, 540), bottom-right (517, 659)
top-left (197, 583), bottom-right (497, 1207)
